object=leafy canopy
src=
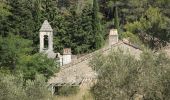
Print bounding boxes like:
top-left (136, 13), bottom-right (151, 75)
top-left (90, 50), bottom-right (170, 100)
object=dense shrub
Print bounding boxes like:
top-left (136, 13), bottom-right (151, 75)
top-left (90, 50), bottom-right (170, 100)
top-left (0, 73), bottom-right (52, 100)
top-left (0, 35), bottom-right (59, 80)
top-left (18, 53), bottom-right (59, 80)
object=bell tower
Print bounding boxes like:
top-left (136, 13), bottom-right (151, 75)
top-left (39, 20), bottom-right (53, 53)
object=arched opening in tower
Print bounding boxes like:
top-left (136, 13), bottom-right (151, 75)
top-left (44, 35), bottom-right (48, 49)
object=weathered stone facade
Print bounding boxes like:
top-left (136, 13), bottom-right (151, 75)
top-left (39, 20), bottom-right (53, 53)
top-left (63, 48), bottom-right (72, 65)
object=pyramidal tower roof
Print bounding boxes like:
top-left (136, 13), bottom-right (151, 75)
top-left (40, 20), bottom-right (53, 32)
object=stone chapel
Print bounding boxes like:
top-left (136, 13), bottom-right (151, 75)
top-left (39, 20), bottom-right (120, 67)
top-left (45, 19), bottom-right (142, 95)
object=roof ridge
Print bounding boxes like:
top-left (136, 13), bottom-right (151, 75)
top-left (48, 41), bottom-right (142, 85)
top-left (122, 40), bottom-right (142, 50)
top-left (61, 41), bottom-right (123, 70)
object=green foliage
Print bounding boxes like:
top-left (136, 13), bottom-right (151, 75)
top-left (18, 53), bottom-right (59, 80)
top-left (0, 73), bottom-right (52, 100)
top-left (58, 86), bottom-right (80, 96)
top-left (52, 3), bottom-right (105, 54)
top-left (124, 21), bottom-right (142, 34)
top-left (0, 35), bottom-right (59, 80)
top-left (0, 0), bottom-right (11, 18)
top-left (90, 50), bottom-right (170, 100)
top-left (121, 31), bottom-right (142, 45)
top-left (69, 5), bottom-right (94, 54)
top-left (141, 7), bottom-right (169, 42)
top-left (125, 7), bottom-right (170, 48)
top-left (92, 0), bottom-right (104, 49)
top-left (25, 74), bottom-right (52, 100)
top-left (0, 34), bottom-right (32, 70)
top-left (114, 6), bottom-right (119, 30)
top-left (0, 0), bottom-right (169, 52)
top-left (99, 0), bottom-right (170, 48)
top-left (7, 0), bottom-right (35, 38)
top-left (0, 0), bottom-right (106, 54)
top-left (0, 73), bottom-right (26, 100)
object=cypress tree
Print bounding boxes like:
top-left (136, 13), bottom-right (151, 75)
top-left (111, 1), bottom-right (119, 30)
top-left (114, 5), bottom-right (119, 30)
top-left (7, 0), bottom-right (35, 39)
top-left (92, 0), bottom-right (104, 49)
top-left (33, 0), bottom-right (42, 27)
top-left (0, 1), bottom-right (11, 36)
top-left (70, 5), bottom-right (94, 54)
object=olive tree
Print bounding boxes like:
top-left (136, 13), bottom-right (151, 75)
top-left (0, 73), bottom-right (52, 100)
top-left (90, 50), bottom-right (170, 100)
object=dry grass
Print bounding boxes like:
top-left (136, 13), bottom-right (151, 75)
top-left (53, 86), bottom-right (94, 100)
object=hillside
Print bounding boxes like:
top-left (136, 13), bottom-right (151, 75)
top-left (0, 0), bottom-right (170, 100)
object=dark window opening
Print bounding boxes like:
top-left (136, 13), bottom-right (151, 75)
top-left (44, 35), bottom-right (48, 49)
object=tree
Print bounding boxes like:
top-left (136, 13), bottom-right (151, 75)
top-left (114, 4), bottom-right (119, 30)
top-left (0, 73), bottom-right (26, 100)
top-left (0, 0), bottom-right (11, 18)
top-left (1, 0), bottom-right (106, 54)
top-left (98, 0), bottom-right (147, 24)
top-left (92, 0), bottom-right (104, 49)
top-left (125, 7), bottom-right (169, 48)
top-left (0, 34), bottom-right (32, 70)
top-left (18, 53), bottom-right (59, 80)
top-left (142, 7), bottom-right (169, 48)
top-left (0, 73), bottom-right (52, 100)
top-left (0, 0), bottom-right (11, 36)
top-left (0, 35), bottom-right (59, 80)
top-left (25, 74), bottom-right (52, 100)
top-left (106, 0), bottom-right (120, 29)
top-left (90, 50), bottom-right (170, 100)
top-left (7, 0), bottom-right (35, 39)
top-left (68, 5), bottom-right (95, 54)
top-left (141, 7), bottom-right (169, 46)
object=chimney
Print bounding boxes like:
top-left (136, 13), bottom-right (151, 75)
top-left (109, 29), bottom-right (118, 46)
top-left (62, 48), bottom-right (72, 65)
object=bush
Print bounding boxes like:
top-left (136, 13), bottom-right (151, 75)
top-left (121, 31), bottom-right (142, 46)
top-left (124, 21), bottom-right (142, 34)
top-left (90, 50), bottom-right (170, 100)
top-left (18, 53), bottom-right (59, 80)
top-left (0, 73), bottom-right (52, 100)
top-left (0, 35), bottom-right (59, 80)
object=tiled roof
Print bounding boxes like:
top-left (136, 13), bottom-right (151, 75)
top-left (40, 20), bottom-right (53, 32)
top-left (48, 41), bottom-right (142, 85)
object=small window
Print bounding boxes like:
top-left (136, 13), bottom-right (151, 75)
top-left (44, 35), bottom-right (48, 49)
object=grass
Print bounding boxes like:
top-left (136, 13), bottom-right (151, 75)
top-left (54, 85), bottom-right (94, 100)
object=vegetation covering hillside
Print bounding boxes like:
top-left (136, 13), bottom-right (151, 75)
top-left (0, 0), bottom-right (170, 99)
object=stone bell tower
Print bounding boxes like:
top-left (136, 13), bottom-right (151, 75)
top-left (39, 20), bottom-right (53, 53)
